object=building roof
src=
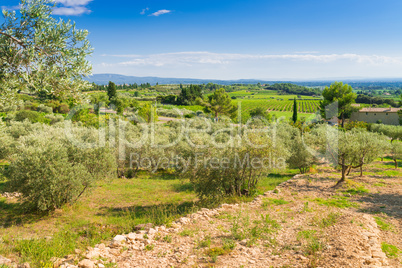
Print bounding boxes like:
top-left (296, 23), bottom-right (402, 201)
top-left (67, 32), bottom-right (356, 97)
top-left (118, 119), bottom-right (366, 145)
top-left (359, 107), bottom-right (401, 113)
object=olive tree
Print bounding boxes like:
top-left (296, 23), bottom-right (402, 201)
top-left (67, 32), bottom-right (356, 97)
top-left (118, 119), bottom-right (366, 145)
top-left (287, 134), bottom-right (317, 174)
top-left (390, 142), bottom-right (402, 168)
top-left (5, 125), bottom-right (116, 211)
top-left (370, 124), bottom-right (402, 143)
top-left (0, 0), bottom-right (92, 103)
top-left (348, 129), bottom-right (389, 176)
top-left (310, 125), bottom-right (388, 186)
top-left (181, 128), bottom-right (288, 198)
top-left (0, 120), bottom-right (14, 160)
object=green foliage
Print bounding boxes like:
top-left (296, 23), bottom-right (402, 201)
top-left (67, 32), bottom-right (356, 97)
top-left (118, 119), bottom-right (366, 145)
top-left (292, 98), bottom-right (298, 123)
top-left (36, 104), bottom-right (53, 114)
top-left (137, 103), bottom-right (158, 123)
top-left (320, 82), bottom-right (357, 127)
top-left (71, 108), bottom-right (99, 128)
top-left (199, 88), bottom-right (236, 120)
top-left (14, 110), bottom-right (48, 124)
top-left (390, 142), bottom-right (402, 168)
top-left (181, 124), bottom-right (288, 198)
top-left (265, 83), bottom-right (321, 96)
top-left (370, 124), bottom-right (402, 142)
top-left (5, 127), bottom-right (116, 211)
top-left (107, 81), bottom-right (117, 101)
top-left (111, 96), bottom-right (139, 115)
top-left (309, 125), bottom-right (389, 183)
top-left (287, 133), bottom-right (317, 174)
top-left (249, 106), bottom-right (272, 122)
top-left (343, 121), bottom-right (368, 131)
top-left (0, 0), bottom-right (92, 103)
top-left (177, 85), bottom-right (203, 105)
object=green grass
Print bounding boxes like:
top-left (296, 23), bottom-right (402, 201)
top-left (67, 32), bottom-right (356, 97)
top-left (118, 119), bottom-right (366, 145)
top-left (312, 196), bottom-right (359, 209)
top-left (318, 212), bottom-right (340, 228)
top-left (297, 230), bottom-right (324, 256)
top-left (374, 216), bottom-right (394, 231)
top-left (262, 198), bottom-right (290, 208)
top-left (381, 242), bottom-right (400, 258)
top-left (343, 186), bottom-right (369, 195)
top-left (0, 171), bottom-right (291, 267)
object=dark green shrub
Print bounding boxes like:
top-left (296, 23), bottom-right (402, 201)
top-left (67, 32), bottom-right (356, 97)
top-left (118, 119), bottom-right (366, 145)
top-left (6, 133), bottom-right (116, 211)
top-left (14, 110), bottom-right (42, 123)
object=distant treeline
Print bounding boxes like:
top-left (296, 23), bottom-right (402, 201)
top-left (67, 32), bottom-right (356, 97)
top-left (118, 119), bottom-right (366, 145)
top-left (86, 82), bottom-right (152, 91)
top-left (157, 85), bottom-right (202, 105)
top-left (355, 94), bottom-right (400, 107)
top-left (264, 83), bottom-right (321, 96)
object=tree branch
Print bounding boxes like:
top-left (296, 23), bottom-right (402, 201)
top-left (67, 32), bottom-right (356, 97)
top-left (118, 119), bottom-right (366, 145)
top-left (0, 30), bottom-right (25, 47)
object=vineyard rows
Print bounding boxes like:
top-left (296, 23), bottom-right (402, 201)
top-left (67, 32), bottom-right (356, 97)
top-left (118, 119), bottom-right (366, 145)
top-left (235, 100), bottom-right (320, 114)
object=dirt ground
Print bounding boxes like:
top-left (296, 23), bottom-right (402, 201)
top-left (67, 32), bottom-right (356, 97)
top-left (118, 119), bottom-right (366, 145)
top-left (52, 170), bottom-right (401, 268)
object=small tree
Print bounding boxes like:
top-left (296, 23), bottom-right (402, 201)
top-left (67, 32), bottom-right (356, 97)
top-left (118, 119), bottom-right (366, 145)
top-left (292, 98), bottom-right (298, 123)
top-left (249, 107), bottom-right (272, 122)
top-left (107, 81), bottom-right (117, 102)
top-left (287, 134), bottom-right (316, 173)
top-left (6, 135), bottom-right (116, 211)
top-left (199, 88), bottom-right (236, 121)
top-left (370, 124), bottom-right (402, 143)
top-left (390, 142), bottom-right (402, 168)
top-left (348, 129), bottom-right (389, 176)
top-left (320, 82), bottom-right (356, 128)
top-left (311, 126), bottom-right (387, 186)
top-left (138, 103), bottom-right (158, 123)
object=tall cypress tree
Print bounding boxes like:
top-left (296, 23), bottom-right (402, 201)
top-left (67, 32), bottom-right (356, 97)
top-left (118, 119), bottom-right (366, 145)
top-left (292, 97), bottom-right (298, 123)
top-left (107, 81), bottom-right (117, 101)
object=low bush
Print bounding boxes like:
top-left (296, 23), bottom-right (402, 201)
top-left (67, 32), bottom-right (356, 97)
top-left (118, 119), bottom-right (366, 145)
top-left (14, 110), bottom-right (44, 123)
top-left (36, 104), bottom-right (53, 114)
top-left (5, 128), bottom-right (116, 211)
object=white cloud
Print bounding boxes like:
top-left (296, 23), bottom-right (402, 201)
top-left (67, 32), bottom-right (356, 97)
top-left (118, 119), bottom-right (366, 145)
top-left (140, 7), bottom-right (149, 15)
top-left (149, 9), bottom-right (172, 17)
top-left (53, 6), bottom-right (90, 15)
top-left (101, 52), bottom-right (402, 67)
top-left (96, 51), bottom-right (402, 80)
top-left (52, 0), bottom-right (92, 16)
top-left (1, 5), bottom-right (21, 11)
top-left (55, 0), bottom-right (92, 6)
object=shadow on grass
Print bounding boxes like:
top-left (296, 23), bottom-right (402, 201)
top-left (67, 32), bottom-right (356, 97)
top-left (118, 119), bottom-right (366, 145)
top-left (96, 201), bottom-right (200, 227)
top-left (0, 198), bottom-right (49, 228)
top-left (172, 182), bottom-right (194, 193)
top-left (356, 192), bottom-right (402, 219)
top-left (135, 171), bottom-right (179, 181)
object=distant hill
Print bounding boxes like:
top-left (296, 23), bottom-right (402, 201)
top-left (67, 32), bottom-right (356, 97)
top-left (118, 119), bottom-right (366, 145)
top-left (86, 74), bottom-right (402, 88)
top-left (86, 74), bottom-right (268, 85)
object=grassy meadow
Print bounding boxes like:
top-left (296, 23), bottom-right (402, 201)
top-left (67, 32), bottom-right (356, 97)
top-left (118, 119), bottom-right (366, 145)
top-left (0, 170), bottom-right (295, 266)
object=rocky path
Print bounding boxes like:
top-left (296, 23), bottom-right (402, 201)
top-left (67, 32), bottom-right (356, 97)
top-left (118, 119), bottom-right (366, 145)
top-left (54, 175), bottom-right (401, 268)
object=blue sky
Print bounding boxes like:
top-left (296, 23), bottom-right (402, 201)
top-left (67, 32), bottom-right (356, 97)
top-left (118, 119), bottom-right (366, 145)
top-left (2, 0), bottom-right (402, 80)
